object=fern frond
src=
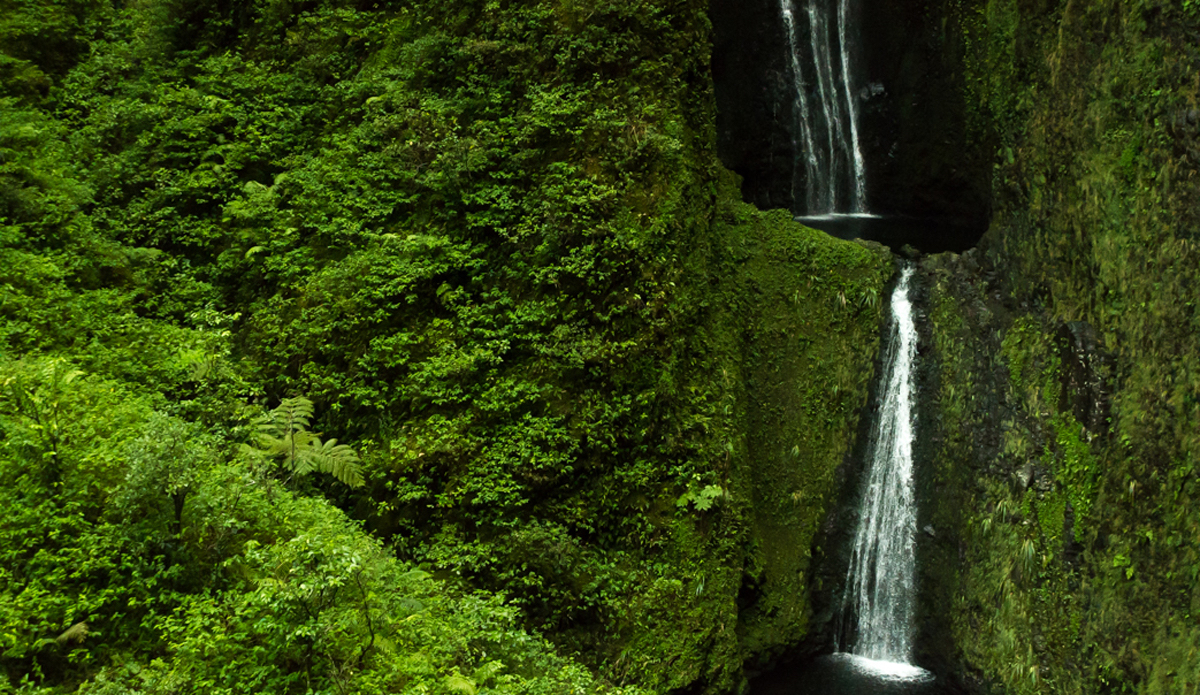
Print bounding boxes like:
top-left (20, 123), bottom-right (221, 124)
top-left (293, 449), bottom-right (317, 477)
top-left (56, 622), bottom-right (88, 645)
top-left (304, 438), bottom-right (363, 487)
top-left (274, 397), bottom-right (314, 434)
top-left (247, 396), bottom-right (361, 486)
top-left (253, 413), bottom-right (281, 438)
top-left (251, 431), bottom-right (286, 454)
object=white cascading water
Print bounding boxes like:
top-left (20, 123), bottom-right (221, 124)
top-left (843, 263), bottom-right (918, 665)
top-left (777, 0), bottom-right (867, 214)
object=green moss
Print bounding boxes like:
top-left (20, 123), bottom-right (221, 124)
top-left (642, 170), bottom-right (891, 685)
top-left (930, 0), bottom-right (1200, 688)
top-left (1049, 415), bottom-right (1096, 527)
top-left (1, 0), bottom-right (893, 689)
top-left (1000, 316), bottom-right (1056, 408)
top-left (1036, 486), bottom-right (1066, 549)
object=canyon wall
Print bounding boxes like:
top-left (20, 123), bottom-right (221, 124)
top-left (914, 0), bottom-right (1200, 690)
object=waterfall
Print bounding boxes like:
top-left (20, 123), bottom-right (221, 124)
top-left (778, 0), bottom-right (867, 214)
top-left (842, 263), bottom-right (918, 664)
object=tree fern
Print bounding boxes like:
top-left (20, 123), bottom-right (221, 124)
top-left (246, 397), bottom-right (363, 487)
top-left (301, 438), bottom-right (363, 487)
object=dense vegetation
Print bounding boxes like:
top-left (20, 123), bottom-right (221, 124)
top-left (13, 0), bottom-right (1200, 691)
top-left (1, 0), bottom-right (890, 692)
top-left (921, 0), bottom-right (1200, 690)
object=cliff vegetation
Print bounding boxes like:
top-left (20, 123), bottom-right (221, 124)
top-left (0, 0), bottom-right (890, 692)
top-left (921, 0), bottom-right (1200, 690)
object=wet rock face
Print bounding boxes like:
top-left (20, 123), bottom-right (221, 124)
top-left (709, 0), bottom-right (993, 249)
top-left (710, 0), bottom-right (796, 211)
top-left (1057, 321), bottom-right (1111, 435)
top-left (855, 0), bottom-right (991, 230)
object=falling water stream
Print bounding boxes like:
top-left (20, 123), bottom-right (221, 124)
top-left (828, 263), bottom-right (934, 687)
top-left (842, 263), bottom-right (918, 664)
top-left (777, 0), bottom-right (867, 214)
top-left (751, 265), bottom-right (938, 694)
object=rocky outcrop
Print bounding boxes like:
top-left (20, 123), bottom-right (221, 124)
top-left (1056, 321), bottom-right (1110, 437)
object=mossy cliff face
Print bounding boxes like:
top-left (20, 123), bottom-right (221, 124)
top-left (918, 0), bottom-right (1200, 690)
top-left (708, 178), bottom-right (893, 671)
top-left (609, 173), bottom-right (891, 692)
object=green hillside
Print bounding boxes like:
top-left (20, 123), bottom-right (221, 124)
top-left (1, 1), bottom-right (889, 692)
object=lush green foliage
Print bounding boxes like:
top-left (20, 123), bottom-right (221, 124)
top-left (1, 0), bottom-right (891, 691)
top-left (0, 357), bottom-right (636, 694)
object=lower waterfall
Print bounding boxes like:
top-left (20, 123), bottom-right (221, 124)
top-left (841, 262), bottom-right (919, 665)
top-left (750, 263), bottom-right (938, 694)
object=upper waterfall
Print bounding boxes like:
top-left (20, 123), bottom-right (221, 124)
top-left (777, 0), bottom-right (867, 214)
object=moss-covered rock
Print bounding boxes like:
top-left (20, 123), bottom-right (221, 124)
top-left (708, 174), bottom-right (893, 667)
top-left (917, 0), bottom-right (1200, 689)
top-left (596, 170), bottom-right (892, 692)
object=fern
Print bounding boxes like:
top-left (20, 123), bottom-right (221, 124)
top-left (301, 438), bottom-right (363, 487)
top-left (246, 397), bottom-right (363, 487)
top-left (56, 622), bottom-right (88, 646)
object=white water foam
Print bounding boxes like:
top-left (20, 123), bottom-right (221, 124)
top-left (794, 213), bottom-right (882, 223)
top-left (827, 653), bottom-right (935, 683)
